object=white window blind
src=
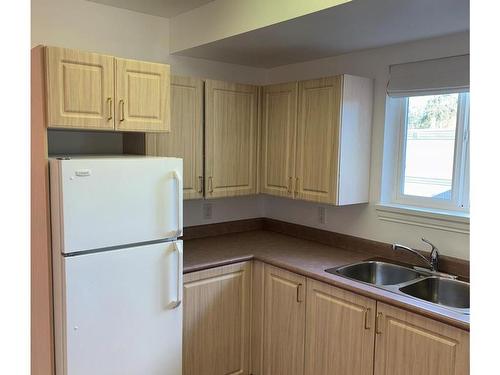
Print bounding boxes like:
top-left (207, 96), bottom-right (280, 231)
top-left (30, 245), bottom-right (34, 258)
top-left (387, 55), bottom-right (469, 97)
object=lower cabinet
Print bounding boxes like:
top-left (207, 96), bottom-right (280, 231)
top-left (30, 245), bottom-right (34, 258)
top-left (262, 265), bottom-right (306, 375)
top-left (184, 262), bottom-right (469, 375)
top-left (374, 302), bottom-right (469, 375)
top-left (304, 279), bottom-right (376, 375)
top-left (183, 262), bottom-right (251, 375)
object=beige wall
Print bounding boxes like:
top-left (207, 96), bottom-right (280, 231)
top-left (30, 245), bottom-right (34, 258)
top-left (31, 0), bottom-right (267, 84)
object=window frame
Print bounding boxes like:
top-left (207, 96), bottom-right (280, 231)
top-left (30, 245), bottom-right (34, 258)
top-left (392, 92), bottom-right (470, 213)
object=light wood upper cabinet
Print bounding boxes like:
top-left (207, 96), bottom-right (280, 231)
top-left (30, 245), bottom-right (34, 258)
top-left (295, 76), bottom-right (342, 203)
top-left (305, 279), bottom-right (376, 375)
top-left (205, 80), bottom-right (259, 198)
top-left (44, 46), bottom-right (170, 132)
top-left (115, 58), bottom-right (170, 132)
top-left (146, 76), bottom-right (203, 199)
top-left (260, 82), bottom-right (298, 198)
top-left (296, 75), bottom-right (373, 204)
top-left (183, 262), bottom-right (251, 375)
top-left (262, 265), bottom-right (306, 375)
top-left (45, 47), bottom-right (115, 130)
top-left (262, 74), bottom-right (373, 205)
top-left (374, 302), bottom-right (469, 375)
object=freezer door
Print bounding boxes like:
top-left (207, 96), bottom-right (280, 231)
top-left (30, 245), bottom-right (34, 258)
top-left (56, 240), bottom-right (183, 375)
top-left (50, 157), bottom-right (183, 254)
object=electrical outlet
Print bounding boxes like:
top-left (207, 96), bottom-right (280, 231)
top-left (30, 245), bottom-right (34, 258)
top-left (203, 203), bottom-right (213, 220)
top-left (318, 206), bottom-right (326, 224)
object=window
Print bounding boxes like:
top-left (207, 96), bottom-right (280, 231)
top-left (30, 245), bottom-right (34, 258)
top-left (393, 92), bottom-right (469, 212)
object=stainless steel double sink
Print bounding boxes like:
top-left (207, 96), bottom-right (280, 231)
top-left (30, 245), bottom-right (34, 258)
top-left (325, 261), bottom-right (469, 314)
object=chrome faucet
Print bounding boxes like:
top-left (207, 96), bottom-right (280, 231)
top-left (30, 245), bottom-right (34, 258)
top-left (392, 238), bottom-right (439, 271)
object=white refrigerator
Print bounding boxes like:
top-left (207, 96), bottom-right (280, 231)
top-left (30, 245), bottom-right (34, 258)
top-left (49, 156), bottom-right (183, 375)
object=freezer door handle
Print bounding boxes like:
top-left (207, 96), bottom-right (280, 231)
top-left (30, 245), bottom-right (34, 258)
top-left (167, 242), bottom-right (183, 309)
top-left (170, 170), bottom-right (182, 238)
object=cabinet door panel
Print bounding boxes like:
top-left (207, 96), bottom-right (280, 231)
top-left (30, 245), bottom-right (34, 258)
top-left (295, 76), bottom-right (342, 203)
top-left (45, 47), bottom-right (115, 130)
top-left (263, 265), bottom-right (305, 375)
top-left (305, 279), bottom-right (376, 375)
top-left (183, 262), bottom-right (251, 375)
top-left (115, 58), bottom-right (170, 132)
top-left (374, 302), bottom-right (469, 375)
top-left (146, 76), bottom-right (203, 199)
top-left (260, 82), bottom-right (298, 198)
top-left (205, 80), bottom-right (259, 198)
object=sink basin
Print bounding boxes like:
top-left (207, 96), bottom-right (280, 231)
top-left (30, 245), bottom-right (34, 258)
top-left (399, 277), bottom-right (470, 309)
top-left (327, 261), bottom-right (421, 286)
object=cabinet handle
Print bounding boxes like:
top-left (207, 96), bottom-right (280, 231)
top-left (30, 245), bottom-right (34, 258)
top-left (106, 97), bottom-right (113, 121)
top-left (364, 308), bottom-right (371, 330)
top-left (294, 177), bottom-right (299, 196)
top-left (208, 176), bottom-right (213, 193)
top-left (119, 99), bottom-right (125, 122)
top-left (375, 312), bottom-right (383, 334)
top-left (198, 176), bottom-right (203, 194)
top-left (287, 177), bottom-right (292, 194)
top-left (296, 283), bottom-right (304, 303)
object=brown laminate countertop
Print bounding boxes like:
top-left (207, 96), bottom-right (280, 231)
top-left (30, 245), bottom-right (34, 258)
top-left (184, 229), bottom-right (470, 331)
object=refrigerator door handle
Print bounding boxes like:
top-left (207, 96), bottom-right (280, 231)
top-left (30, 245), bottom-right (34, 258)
top-left (167, 242), bottom-right (183, 309)
top-left (171, 170), bottom-right (182, 238)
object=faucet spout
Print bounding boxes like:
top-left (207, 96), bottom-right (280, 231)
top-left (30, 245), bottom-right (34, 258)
top-left (392, 242), bottom-right (439, 271)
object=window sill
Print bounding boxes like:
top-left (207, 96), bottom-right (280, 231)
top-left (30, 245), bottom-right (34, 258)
top-left (375, 203), bottom-right (470, 234)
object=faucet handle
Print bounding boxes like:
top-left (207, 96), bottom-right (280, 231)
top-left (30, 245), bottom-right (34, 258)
top-left (422, 238), bottom-right (439, 271)
top-left (421, 238), bottom-right (438, 253)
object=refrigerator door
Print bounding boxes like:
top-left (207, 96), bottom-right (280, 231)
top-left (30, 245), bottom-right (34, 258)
top-left (55, 240), bottom-right (183, 375)
top-left (50, 157), bottom-right (183, 254)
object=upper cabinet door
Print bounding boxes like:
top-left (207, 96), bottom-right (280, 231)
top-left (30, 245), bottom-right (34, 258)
top-left (260, 82), bottom-right (298, 198)
top-left (45, 47), bottom-right (115, 130)
top-left (374, 303), bottom-right (469, 375)
top-left (205, 80), bottom-right (259, 198)
top-left (115, 58), bottom-right (170, 132)
top-left (295, 76), bottom-right (342, 204)
top-left (145, 76), bottom-right (204, 199)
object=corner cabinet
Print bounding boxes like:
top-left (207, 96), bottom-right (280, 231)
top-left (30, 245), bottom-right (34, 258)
top-left (146, 76), bottom-right (204, 199)
top-left (204, 80), bottom-right (259, 198)
top-left (261, 75), bottom-right (373, 205)
top-left (45, 46), bottom-right (170, 132)
top-left (183, 262), bottom-right (252, 375)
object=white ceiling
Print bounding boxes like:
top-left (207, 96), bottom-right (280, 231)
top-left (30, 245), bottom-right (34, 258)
top-left (174, 0), bottom-right (470, 68)
top-left (87, 0), bottom-right (215, 18)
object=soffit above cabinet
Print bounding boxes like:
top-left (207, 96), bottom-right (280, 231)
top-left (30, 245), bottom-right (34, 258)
top-left (172, 0), bottom-right (469, 68)
top-left (87, 0), bottom-right (215, 18)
